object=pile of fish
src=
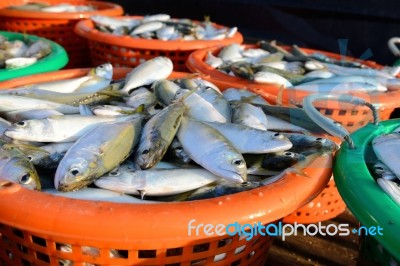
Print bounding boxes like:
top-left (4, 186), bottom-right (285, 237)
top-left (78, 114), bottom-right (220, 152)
top-left (205, 40), bottom-right (400, 94)
top-left (0, 33), bottom-right (52, 69)
top-left (0, 56), bottom-right (338, 204)
top-left (8, 2), bottom-right (96, 12)
top-left (371, 129), bottom-right (400, 207)
top-left (90, 14), bottom-right (238, 41)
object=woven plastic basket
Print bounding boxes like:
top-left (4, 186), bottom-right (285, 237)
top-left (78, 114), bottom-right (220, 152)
top-left (0, 0), bottom-right (123, 68)
top-left (186, 44), bottom-right (397, 133)
top-left (334, 119), bottom-right (400, 265)
top-left (0, 68), bottom-right (332, 266)
top-left (0, 31), bottom-right (68, 82)
top-left (74, 16), bottom-right (243, 71)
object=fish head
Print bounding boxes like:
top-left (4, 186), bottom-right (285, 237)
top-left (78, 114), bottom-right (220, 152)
top-left (94, 63), bottom-right (113, 80)
top-left (2, 157), bottom-right (41, 190)
top-left (214, 152), bottom-right (247, 183)
top-left (5, 119), bottom-right (49, 141)
top-left (267, 132), bottom-right (294, 152)
top-left (55, 154), bottom-right (98, 192)
top-left (135, 140), bottom-right (167, 169)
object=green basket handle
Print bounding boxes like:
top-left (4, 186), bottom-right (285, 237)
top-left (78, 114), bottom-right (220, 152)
top-left (302, 93), bottom-right (379, 149)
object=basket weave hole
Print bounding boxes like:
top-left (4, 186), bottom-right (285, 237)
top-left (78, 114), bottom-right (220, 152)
top-left (218, 238), bottom-right (233, 248)
top-left (193, 243), bottom-right (210, 253)
top-left (347, 122), bottom-right (355, 127)
top-left (338, 110), bottom-right (347, 116)
top-left (138, 249), bottom-right (157, 258)
top-left (36, 251), bottom-right (50, 263)
top-left (166, 247), bottom-right (183, 257)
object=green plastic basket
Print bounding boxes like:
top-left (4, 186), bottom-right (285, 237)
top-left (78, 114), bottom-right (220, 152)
top-left (0, 31), bottom-right (68, 81)
top-left (334, 119), bottom-right (400, 265)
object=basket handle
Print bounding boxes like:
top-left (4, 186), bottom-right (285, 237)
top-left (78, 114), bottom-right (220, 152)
top-left (388, 37), bottom-right (400, 57)
top-left (302, 93), bottom-right (379, 149)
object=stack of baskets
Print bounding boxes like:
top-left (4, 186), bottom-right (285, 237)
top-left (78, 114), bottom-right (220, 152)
top-left (0, 68), bottom-right (333, 265)
top-left (0, 31), bottom-right (68, 81)
top-left (0, 0), bottom-right (124, 68)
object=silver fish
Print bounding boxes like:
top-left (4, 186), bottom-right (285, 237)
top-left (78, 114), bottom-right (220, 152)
top-left (5, 114), bottom-right (140, 142)
top-left (95, 166), bottom-right (219, 197)
top-left (176, 117), bottom-right (247, 183)
top-left (134, 101), bottom-right (185, 169)
top-left (2, 109), bottom-right (64, 123)
top-left (204, 121), bottom-right (293, 154)
top-left (372, 162), bottom-right (397, 181)
top-left (372, 133), bottom-right (400, 179)
top-left (120, 57), bottom-right (173, 94)
top-left (283, 133), bottom-right (339, 155)
top-left (44, 188), bottom-right (156, 204)
top-left (377, 178), bottom-right (400, 207)
top-left (231, 102), bottom-right (268, 130)
top-left (153, 79), bottom-right (182, 106)
top-left (222, 88), bottom-right (270, 105)
top-left (55, 119), bottom-right (143, 191)
top-left (124, 87), bottom-right (157, 109)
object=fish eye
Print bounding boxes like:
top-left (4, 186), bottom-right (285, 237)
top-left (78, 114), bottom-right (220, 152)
top-left (273, 133), bottom-right (284, 139)
top-left (99, 65), bottom-right (104, 69)
top-left (16, 121), bottom-right (26, 127)
top-left (204, 86), bottom-right (213, 91)
top-left (142, 149), bottom-right (150, 155)
top-left (232, 158), bottom-right (244, 166)
top-left (19, 174), bottom-right (32, 184)
top-left (69, 168), bottom-right (80, 176)
top-left (284, 152), bottom-right (294, 157)
top-left (109, 170), bottom-right (119, 176)
top-left (374, 166), bottom-right (384, 171)
top-left (316, 137), bottom-right (326, 143)
top-left (27, 155), bottom-right (33, 161)
top-left (241, 181), bottom-right (249, 187)
top-left (176, 147), bottom-right (183, 152)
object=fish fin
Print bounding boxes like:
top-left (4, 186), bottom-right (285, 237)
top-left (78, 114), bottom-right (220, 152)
top-left (139, 190), bottom-right (146, 200)
top-left (79, 104), bottom-right (94, 116)
top-left (96, 90), bottom-right (125, 97)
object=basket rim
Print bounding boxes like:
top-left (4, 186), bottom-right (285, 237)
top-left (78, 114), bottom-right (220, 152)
top-left (186, 44), bottom-right (400, 109)
top-left (333, 119), bottom-right (400, 261)
top-left (74, 16), bottom-right (244, 51)
top-left (0, 68), bottom-right (332, 244)
top-left (0, 0), bottom-right (123, 20)
top-left (0, 31), bottom-right (68, 81)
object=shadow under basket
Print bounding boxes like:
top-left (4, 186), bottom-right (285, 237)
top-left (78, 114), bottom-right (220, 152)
top-left (0, 68), bottom-right (333, 266)
top-left (0, 0), bottom-right (124, 68)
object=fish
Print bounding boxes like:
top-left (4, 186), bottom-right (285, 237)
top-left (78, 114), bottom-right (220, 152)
top-left (265, 114), bottom-right (309, 133)
top-left (377, 178), bottom-right (400, 207)
top-left (262, 151), bottom-right (307, 171)
top-left (192, 86), bottom-right (232, 122)
top-left (124, 87), bottom-right (157, 109)
top-left (0, 141), bottom-right (40, 190)
top-left (94, 166), bottom-right (219, 197)
top-left (120, 57), bottom-right (173, 94)
top-left (222, 88), bottom-right (270, 105)
top-left (4, 114), bottom-right (141, 142)
top-left (134, 100), bottom-right (185, 169)
top-left (5, 57), bottom-right (37, 69)
top-left (204, 121), bottom-right (293, 154)
top-left (231, 102), bottom-right (268, 130)
top-left (176, 116), bottom-right (247, 183)
top-left (2, 109), bottom-right (64, 123)
top-left (44, 188), bottom-right (156, 204)
top-left (20, 142), bottom-right (74, 169)
top-left (205, 51), bottom-right (224, 68)
top-left (165, 138), bottom-right (191, 165)
top-left (153, 79), bottom-right (182, 106)
top-left (217, 43), bottom-right (243, 61)
top-left (372, 133), bottom-right (400, 179)
top-left (90, 15), bottom-right (140, 31)
top-left (130, 21), bottom-right (165, 36)
top-left (283, 133), bottom-right (339, 155)
top-left (253, 71), bottom-right (293, 87)
top-left (371, 162), bottom-right (398, 181)
top-left (55, 119), bottom-right (143, 191)
top-left (0, 95), bottom-right (79, 114)
top-left (181, 91), bottom-right (228, 123)
top-left (291, 82), bottom-right (387, 93)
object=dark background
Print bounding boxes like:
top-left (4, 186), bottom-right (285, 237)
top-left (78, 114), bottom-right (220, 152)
top-left (107, 0), bottom-right (400, 66)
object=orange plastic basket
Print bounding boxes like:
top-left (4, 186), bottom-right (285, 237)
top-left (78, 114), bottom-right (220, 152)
top-left (74, 17), bottom-right (244, 71)
top-left (0, 0), bottom-right (124, 68)
top-left (0, 68), bottom-right (332, 265)
top-left (186, 44), bottom-right (397, 133)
